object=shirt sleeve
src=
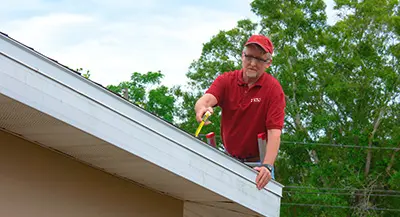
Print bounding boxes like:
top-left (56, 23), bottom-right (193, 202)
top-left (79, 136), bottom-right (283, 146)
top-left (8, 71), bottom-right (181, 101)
top-left (265, 82), bottom-right (286, 130)
top-left (205, 73), bottom-right (227, 107)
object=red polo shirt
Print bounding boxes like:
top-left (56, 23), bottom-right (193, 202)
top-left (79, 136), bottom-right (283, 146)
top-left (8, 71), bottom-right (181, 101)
top-left (206, 69), bottom-right (286, 159)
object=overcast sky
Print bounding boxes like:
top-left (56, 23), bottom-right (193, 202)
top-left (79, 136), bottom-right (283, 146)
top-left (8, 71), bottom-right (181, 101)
top-left (2, 0), bottom-right (337, 88)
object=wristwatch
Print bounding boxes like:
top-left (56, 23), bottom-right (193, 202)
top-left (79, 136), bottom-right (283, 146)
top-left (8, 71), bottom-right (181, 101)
top-left (262, 164), bottom-right (273, 173)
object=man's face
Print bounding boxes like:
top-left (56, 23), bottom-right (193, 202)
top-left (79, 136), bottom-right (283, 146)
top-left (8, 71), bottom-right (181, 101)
top-left (241, 44), bottom-right (271, 79)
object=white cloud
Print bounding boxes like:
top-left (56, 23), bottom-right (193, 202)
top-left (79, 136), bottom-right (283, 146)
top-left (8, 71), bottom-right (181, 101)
top-left (2, 1), bottom-right (255, 88)
top-left (2, 0), bottom-right (337, 89)
top-left (5, 13), bottom-right (95, 45)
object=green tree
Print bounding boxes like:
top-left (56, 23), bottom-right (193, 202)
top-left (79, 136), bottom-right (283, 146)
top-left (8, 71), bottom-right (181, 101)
top-left (311, 1), bottom-right (400, 216)
top-left (177, 0), bottom-right (399, 216)
top-left (107, 71), bottom-right (176, 123)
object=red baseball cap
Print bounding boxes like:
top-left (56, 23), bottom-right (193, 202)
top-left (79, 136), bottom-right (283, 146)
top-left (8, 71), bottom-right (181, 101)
top-left (244, 35), bottom-right (274, 54)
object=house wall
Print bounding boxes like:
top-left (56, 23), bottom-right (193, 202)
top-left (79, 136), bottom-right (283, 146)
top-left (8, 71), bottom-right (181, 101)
top-left (0, 130), bottom-right (183, 217)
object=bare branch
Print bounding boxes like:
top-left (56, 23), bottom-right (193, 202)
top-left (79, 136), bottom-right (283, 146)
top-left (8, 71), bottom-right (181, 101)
top-left (386, 143), bottom-right (400, 176)
top-left (365, 108), bottom-right (385, 177)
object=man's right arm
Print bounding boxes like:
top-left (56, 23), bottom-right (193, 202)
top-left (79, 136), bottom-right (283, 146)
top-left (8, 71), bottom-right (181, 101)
top-left (195, 72), bottom-right (227, 124)
top-left (194, 93), bottom-right (218, 124)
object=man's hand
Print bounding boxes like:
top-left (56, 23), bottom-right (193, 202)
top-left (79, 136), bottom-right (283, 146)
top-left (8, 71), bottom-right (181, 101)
top-left (253, 166), bottom-right (272, 190)
top-left (194, 93), bottom-right (217, 125)
top-left (195, 106), bottom-right (214, 125)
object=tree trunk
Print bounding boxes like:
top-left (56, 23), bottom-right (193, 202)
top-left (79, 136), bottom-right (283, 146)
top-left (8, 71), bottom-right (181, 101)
top-left (364, 109), bottom-right (384, 177)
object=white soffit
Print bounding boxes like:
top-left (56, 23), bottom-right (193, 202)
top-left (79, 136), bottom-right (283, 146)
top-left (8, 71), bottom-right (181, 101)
top-left (0, 33), bottom-right (283, 217)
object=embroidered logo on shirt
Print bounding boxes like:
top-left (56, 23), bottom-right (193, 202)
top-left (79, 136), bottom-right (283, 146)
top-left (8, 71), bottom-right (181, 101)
top-left (251, 98), bottom-right (261, 103)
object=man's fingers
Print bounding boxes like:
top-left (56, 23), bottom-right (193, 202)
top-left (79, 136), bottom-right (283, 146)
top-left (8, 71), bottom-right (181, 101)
top-left (204, 121), bottom-right (212, 125)
top-left (196, 115), bottom-right (203, 123)
top-left (196, 107), bottom-right (214, 123)
top-left (260, 172), bottom-right (271, 189)
top-left (255, 172), bottom-right (261, 185)
top-left (254, 167), bottom-right (271, 190)
top-left (258, 170), bottom-right (268, 189)
top-left (254, 167), bottom-right (265, 188)
top-left (196, 109), bottom-right (206, 123)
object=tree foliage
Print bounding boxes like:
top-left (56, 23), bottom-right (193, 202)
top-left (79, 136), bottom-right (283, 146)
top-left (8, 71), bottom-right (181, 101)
top-left (107, 71), bottom-right (176, 123)
top-left (182, 0), bottom-right (399, 216)
top-left (99, 0), bottom-right (399, 216)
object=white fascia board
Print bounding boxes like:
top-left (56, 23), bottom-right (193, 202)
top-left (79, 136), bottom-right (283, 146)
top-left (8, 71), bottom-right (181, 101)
top-left (0, 34), bottom-right (283, 216)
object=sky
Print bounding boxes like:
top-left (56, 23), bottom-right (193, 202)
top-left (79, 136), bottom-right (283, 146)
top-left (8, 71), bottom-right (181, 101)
top-left (2, 0), bottom-right (337, 88)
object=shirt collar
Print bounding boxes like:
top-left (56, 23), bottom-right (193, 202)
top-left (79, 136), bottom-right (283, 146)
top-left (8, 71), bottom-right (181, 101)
top-left (237, 69), bottom-right (266, 87)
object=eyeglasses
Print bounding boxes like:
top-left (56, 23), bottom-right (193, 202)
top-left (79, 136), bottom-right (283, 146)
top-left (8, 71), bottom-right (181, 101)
top-left (243, 53), bottom-right (269, 64)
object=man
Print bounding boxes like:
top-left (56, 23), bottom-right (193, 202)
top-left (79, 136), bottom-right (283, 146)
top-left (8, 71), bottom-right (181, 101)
top-left (194, 34), bottom-right (286, 190)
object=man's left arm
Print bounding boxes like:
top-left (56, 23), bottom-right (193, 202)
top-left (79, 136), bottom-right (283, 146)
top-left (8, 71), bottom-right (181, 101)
top-left (254, 129), bottom-right (281, 190)
top-left (254, 82), bottom-right (286, 190)
top-left (263, 82), bottom-right (286, 165)
top-left (263, 129), bottom-right (281, 165)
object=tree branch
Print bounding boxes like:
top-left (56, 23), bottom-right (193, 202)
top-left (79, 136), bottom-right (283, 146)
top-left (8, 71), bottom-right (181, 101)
top-left (386, 143), bottom-right (400, 176)
top-left (288, 57), bottom-right (303, 131)
top-left (365, 108), bottom-right (385, 177)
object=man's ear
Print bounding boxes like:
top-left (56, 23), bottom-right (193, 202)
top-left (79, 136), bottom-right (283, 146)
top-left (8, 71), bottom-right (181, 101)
top-left (241, 52), bottom-right (246, 62)
top-left (265, 58), bottom-right (273, 68)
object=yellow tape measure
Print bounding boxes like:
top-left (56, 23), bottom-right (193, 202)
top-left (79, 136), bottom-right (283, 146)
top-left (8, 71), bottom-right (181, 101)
top-left (195, 111), bottom-right (211, 137)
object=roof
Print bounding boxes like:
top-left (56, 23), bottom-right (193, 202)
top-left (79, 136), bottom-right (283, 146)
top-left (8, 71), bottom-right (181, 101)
top-left (0, 31), bottom-right (283, 217)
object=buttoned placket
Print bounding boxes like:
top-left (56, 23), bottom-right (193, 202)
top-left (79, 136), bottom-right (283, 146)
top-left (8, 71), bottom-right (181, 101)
top-left (239, 84), bottom-right (244, 99)
top-left (240, 84), bottom-right (251, 105)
